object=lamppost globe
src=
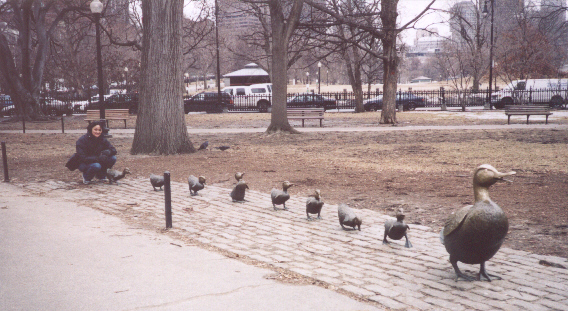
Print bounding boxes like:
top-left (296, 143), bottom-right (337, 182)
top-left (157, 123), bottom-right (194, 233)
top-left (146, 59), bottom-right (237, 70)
top-left (90, 0), bottom-right (103, 14)
top-left (317, 62), bottom-right (322, 94)
top-left (124, 67), bottom-right (128, 92)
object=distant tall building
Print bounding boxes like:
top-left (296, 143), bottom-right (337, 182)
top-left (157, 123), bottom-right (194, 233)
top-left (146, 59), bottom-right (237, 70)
top-left (105, 0), bottom-right (130, 24)
top-left (218, 1), bottom-right (261, 35)
top-left (449, 1), bottom-right (478, 45)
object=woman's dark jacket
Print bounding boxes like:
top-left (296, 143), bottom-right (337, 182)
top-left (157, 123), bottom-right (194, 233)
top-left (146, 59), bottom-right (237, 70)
top-left (65, 123), bottom-right (117, 171)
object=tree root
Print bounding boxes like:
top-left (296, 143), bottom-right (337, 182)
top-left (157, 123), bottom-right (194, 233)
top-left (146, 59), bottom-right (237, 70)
top-left (265, 123), bottom-right (301, 134)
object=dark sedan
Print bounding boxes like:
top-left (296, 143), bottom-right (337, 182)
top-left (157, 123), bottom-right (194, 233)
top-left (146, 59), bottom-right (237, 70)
top-left (87, 93), bottom-right (139, 114)
top-left (286, 93), bottom-right (337, 111)
top-left (184, 92), bottom-right (234, 113)
top-left (363, 93), bottom-right (426, 111)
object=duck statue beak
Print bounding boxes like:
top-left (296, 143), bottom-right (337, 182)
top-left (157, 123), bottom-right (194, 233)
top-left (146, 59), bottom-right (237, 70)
top-left (496, 170), bottom-right (516, 183)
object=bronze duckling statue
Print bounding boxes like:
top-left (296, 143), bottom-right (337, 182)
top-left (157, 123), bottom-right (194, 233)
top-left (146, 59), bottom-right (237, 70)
top-left (230, 180), bottom-right (249, 202)
top-left (150, 174), bottom-right (165, 191)
top-left (235, 172), bottom-right (244, 182)
top-left (271, 181), bottom-right (294, 210)
top-left (106, 168), bottom-right (130, 185)
top-left (306, 189), bottom-right (324, 220)
top-left (383, 208), bottom-right (412, 248)
top-left (188, 175), bottom-right (206, 196)
top-left (440, 164), bottom-right (516, 282)
top-left (338, 203), bottom-right (362, 231)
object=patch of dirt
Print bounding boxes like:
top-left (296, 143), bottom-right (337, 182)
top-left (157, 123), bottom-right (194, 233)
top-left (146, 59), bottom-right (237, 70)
top-left (1, 112), bottom-right (567, 259)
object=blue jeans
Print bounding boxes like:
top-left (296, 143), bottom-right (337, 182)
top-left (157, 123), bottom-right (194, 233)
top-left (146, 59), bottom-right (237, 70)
top-left (78, 156), bottom-right (117, 181)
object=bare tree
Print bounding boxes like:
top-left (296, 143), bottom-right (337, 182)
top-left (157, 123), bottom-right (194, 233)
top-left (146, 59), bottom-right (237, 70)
top-left (235, 0), bottom-right (305, 134)
top-left (130, 0), bottom-right (195, 154)
top-left (307, 0), bottom-right (436, 124)
top-left (496, 7), bottom-right (556, 84)
top-left (317, 0), bottom-right (381, 113)
top-left (0, 0), bottom-right (81, 120)
top-left (447, 0), bottom-right (488, 92)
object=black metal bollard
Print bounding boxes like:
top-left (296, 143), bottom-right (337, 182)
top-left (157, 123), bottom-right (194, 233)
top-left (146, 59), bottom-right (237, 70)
top-left (22, 117), bottom-right (25, 133)
top-left (2, 141), bottom-right (9, 182)
top-left (61, 116), bottom-right (65, 134)
top-left (164, 171), bottom-right (172, 228)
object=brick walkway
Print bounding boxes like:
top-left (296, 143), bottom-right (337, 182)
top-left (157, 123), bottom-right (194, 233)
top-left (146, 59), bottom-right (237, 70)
top-left (22, 179), bottom-right (568, 311)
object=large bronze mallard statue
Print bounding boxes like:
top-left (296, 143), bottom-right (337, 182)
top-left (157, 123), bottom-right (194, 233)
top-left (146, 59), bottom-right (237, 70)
top-left (440, 164), bottom-right (515, 281)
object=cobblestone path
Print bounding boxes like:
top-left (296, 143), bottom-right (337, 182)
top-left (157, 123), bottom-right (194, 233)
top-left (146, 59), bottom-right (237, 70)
top-left (23, 179), bottom-right (568, 311)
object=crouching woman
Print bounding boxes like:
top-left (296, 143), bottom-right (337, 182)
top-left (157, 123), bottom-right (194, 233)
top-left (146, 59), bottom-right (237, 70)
top-left (71, 121), bottom-right (117, 184)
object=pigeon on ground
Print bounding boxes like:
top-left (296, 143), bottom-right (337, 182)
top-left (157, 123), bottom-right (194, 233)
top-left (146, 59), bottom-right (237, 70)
top-left (198, 141), bottom-right (209, 150)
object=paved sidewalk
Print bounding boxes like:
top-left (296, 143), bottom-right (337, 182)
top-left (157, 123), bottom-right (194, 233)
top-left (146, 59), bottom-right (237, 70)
top-left (0, 182), bottom-right (380, 311)
top-left (17, 178), bottom-right (568, 310)
top-left (1, 123), bottom-right (568, 135)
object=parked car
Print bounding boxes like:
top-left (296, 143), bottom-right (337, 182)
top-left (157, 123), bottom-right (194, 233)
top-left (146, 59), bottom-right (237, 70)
top-left (86, 93), bottom-right (139, 114)
top-left (184, 91), bottom-right (234, 113)
top-left (0, 104), bottom-right (15, 117)
top-left (222, 83), bottom-right (272, 112)
top-left (363, 93), bottom-right (426, 111)
top-left (286, 93), bottom-right (337, 110)
top-left (0, 94), bottom-right (13, 108)
top-left (41, 98), bottom-right (73, 116)
top-left (491, 79), bottom-right (568, 109)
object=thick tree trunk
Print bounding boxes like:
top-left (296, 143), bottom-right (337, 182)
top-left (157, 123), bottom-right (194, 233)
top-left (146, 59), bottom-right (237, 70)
top-left (131, 0), bottom-right (195, 155)
top-left (0, 2), bottom-right (48, 120)
top-left (265, 0), bottom-right (303, 134)
top-left (0, 30), bottom-right (43, 119)
top-left (380, 0), bottom-right (399, 124)
top-left (266, 38), bottom-right (297, 133)
top-left (341, 31), bottom-right (364, 113)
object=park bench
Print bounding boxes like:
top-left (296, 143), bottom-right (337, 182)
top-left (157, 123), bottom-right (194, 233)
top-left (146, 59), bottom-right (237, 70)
top-left (287, 108), bottom-right (325, 127)
top-left (85, 109), bottom-right (129, 128)
top-left (505, 105), bottom-right (553, 125)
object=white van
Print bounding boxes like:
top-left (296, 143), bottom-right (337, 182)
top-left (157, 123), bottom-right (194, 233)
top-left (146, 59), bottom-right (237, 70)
top-left (491, 79), bottom-right (568, 108)
top-left (222, 83), bottom-right (272, 112)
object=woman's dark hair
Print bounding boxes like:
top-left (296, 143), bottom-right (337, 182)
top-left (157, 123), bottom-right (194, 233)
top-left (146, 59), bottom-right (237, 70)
top-left (86, 120), bottom-right (105, 134)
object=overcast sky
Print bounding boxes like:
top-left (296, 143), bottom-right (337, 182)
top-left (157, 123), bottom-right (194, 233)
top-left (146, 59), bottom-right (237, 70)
top-left (183, 0), bottom-right (453, 45)
top-left (399, 0), bottom-right (451, 44)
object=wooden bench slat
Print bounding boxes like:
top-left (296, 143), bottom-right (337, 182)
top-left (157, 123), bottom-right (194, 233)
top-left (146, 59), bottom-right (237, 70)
top-left (504, 105), bottom-right (552, 125)
top-left (287, 108), bottom-right (325, 127)
top-left (85, 109), bottom-right (129, 128)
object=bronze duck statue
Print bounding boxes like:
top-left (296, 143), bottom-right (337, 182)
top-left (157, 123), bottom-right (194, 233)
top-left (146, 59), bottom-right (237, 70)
top-left (188, 175), bottom-right (206, 196)
top-left (106, 168), bottom-right (130, 185)
top-left (305, 189), bottom-right (324, 220)
top-left (271, 181), bottom-right (294, 210)
top-left (235, 172), bottom-right (244, 182)
top-left (338, 203), bottom-right (362, 231)
top-left (440, 164), bottom-right (515, 281)
top-left (230, 180), bottom-right (249, 202)
top-left (383, 208), bottom-right (412, 248)
top-left (150, 174), bottom-right (165, 191)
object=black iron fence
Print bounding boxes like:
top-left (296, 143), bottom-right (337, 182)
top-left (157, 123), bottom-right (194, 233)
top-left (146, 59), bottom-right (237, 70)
top-left (3, 87), bottom-right (567, 118)
top-left (217, 87), bottom-right (568, 111)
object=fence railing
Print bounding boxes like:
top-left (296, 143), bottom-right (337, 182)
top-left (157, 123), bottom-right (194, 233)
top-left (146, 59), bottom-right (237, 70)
top-left (3, 87), bottom-right (567, 118)
top-left (217, 87), bottom-right (568, 111)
